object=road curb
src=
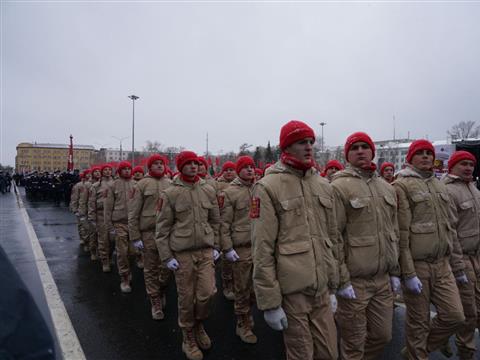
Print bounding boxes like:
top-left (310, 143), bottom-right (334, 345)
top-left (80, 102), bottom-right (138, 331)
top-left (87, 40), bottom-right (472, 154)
top-left (15, 185), bottom-right (86, 360)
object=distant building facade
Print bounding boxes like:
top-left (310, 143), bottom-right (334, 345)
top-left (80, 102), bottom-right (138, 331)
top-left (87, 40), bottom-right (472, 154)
top-left (93, 148), bottom-right (131, 164)
top-left (16, 142), bottom-right (96, 172)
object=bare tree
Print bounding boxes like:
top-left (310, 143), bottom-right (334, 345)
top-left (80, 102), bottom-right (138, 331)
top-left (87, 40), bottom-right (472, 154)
top-left (448, 121), bottom-right (480, 140)
top-left (143, 140), bottom-right (163, 154)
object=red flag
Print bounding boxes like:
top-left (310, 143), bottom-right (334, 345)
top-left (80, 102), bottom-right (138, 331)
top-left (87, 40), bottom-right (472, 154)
top-left (208, 157), bottom-right (212, 166)
top-left (67, 135), bottom-right (74, 171)
top-left (215, 157), bottom-right (220, 166)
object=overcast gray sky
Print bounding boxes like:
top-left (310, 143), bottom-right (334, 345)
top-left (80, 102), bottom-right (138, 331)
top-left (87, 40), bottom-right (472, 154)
top-left (2, 1), bottom-right (480, 166)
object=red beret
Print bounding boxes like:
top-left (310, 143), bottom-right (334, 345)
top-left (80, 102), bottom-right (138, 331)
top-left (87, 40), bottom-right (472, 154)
top-left (236, 156), bottom-right (255, 174)
top-left (406, 139), bottom-right (435, 164)
top-left (147, 154), bottom-right (168, 169)
top-left (325, 160), bottom-right (344, 172)
top-left (448, 151), bottom-right (476, 172)
top-left (380, 162), bottom-right (395, 175)
top-left (344, 132), bottom-right (375, 162)
top-left (132, 166), bottom-right (144, 175)
top-left (176, 151), bottom-right (198, 172)
top-left (279, 120), bottom-right (315, 150)
top-left (222, 161), bottom-right (236, 172)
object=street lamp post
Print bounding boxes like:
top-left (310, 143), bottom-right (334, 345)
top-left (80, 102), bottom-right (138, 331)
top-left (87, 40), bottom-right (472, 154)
top-left (112, 136), bottom-right (129, 160)
top-left (319, 122), bottom-right (327, 153)
top-left (128, 95), bottom-right (140, 166)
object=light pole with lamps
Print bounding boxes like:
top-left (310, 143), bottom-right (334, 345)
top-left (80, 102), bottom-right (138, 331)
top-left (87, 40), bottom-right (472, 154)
top-left (112, 136), bottom-right (129, 160)
top-left (128, 95), bottom-right (140, 166)
top-left (319, 122), bottom-right (327, 153)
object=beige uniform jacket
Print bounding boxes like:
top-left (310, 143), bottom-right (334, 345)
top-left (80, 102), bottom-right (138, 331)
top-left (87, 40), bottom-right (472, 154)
top-left (70, 181), bottom-right (84, 213)
top-left (443, 174), bottom-right (480, 255)
top-left (104, 178), bottom-right (134, 231)
top-left (128, 174), bottom-right (171, 240)
top-left (87, 178), bottom-right (114, 222)
top-left (219, 177), bottom-right (253, 251)
top-left (216, 176), bottom-right (231, 192)
top-left (77, 181), bottom-right (92, 217)
top-left (251, 161), bottom-right (339, 311)
top-left (394, 166), bottom-right (464, 278)
top-left (155, 176), bottom-right (220, 262)
top-left (331, 166), bottom-right (400, 288)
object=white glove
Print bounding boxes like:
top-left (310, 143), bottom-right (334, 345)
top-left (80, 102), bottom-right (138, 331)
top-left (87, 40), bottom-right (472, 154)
top-left (132, 240), bottom-right (144, 250)
top-left (225, 249), bottom-right (240, 262)
top-left (264, 307), bottom-right (288, 331)
top-left (455, 272), bottom-right (469, 285)
top-left (337, 285), bottom-right (357, 299)
top-left (405, 276), bottom-right (423, 294)
top-left (166, 258), bottom-right (179, 271)
top-left (79, 216), bottom-right (86, 221)
top-left (390, 276), bottom-right (401, 293)
top-left (330, 294), bottom-right (337, 313)
top-left (109, 229), bottom-right (116, 237)
top-left (74, 212), bottom-right (79, 217)
top-left (213, 249), bottom-right (220, 261)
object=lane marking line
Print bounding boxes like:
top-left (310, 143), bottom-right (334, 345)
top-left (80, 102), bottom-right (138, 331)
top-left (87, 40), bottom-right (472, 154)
top-left (15, 186), bottom-right (86, 360)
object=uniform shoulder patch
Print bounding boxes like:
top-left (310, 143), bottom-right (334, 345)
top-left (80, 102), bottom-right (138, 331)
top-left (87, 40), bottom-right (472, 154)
top-left (249, 197), bottom-right (260, 219)
top-left (217, 195), bottom-right (225, 209)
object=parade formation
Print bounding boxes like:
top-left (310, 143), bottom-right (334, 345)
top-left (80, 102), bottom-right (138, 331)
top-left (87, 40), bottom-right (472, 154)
top-left (15, 120), bottom-right (480, 360)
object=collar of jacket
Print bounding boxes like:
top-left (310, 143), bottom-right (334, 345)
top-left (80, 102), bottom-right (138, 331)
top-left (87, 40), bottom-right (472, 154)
top-left (396, 164), bottom-right (434, 180)
top-left (332, 164), bottom-right (375, 181)
top-left (172, 175), bottom-right (204, 187)
top-left (231, 177), bottom-right (253, 187)
top-left (266, 160), bottom-right (315, 179)
top-left (443, 173), bottom-right (472, 185)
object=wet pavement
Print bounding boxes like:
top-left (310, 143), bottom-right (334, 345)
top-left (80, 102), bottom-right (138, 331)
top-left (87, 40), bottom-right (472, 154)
top-left (6, 187), bottom-right (478, 359)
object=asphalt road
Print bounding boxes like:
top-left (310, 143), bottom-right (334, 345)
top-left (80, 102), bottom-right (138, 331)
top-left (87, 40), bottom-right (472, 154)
top-left (14, 187), bottom-right (476, 359)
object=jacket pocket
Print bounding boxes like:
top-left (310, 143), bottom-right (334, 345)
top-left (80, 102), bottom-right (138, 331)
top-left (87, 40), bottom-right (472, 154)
top-left (174, 228), bottom-right (193, 237)
top-left (279, 197), bottom-right (305, 229)
top-left (346, 235), bottom-right (377, 277)
top-left (459, 200), bottom-right (474, 211)
top-left (410, 222), bottom-right (436, 260)
top-left (276, 241), bottom-right (315, 294)
top-left (384, 195), bottom-right (396, 207)
top-left (347, 197), bottom-right (373, 223)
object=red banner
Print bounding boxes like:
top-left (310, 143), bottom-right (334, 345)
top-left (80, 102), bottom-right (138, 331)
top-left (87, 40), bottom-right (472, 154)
top-left (67, 135), bottom-right (74, 171)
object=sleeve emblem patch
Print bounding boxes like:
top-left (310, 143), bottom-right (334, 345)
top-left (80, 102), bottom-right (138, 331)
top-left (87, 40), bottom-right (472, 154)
top-left (156, 198), bottom-right (163, 212)
top-left (249, 197), bottom-right (260, 219)
top-left (217, 195), bottom-right (225, 209)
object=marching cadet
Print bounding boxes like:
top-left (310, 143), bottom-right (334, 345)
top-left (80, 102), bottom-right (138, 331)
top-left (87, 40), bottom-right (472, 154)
top-left (331, 132), bottom-right (400, 360)
top-left (254, 168), bottom-right (263, 182)
top-left (197, 156), bottom-right (217, 189)
top-left (128, 154), bottom-right (171, 320)
top-left (79, 166), bottom-right (100, 260)
top-left (442, 150), bottom-right (480, 360)
top-left (131, 165), bottom-right (146, 268)
top-left (322, 160), bottom-right (344, 182)
top-left (219, 155), bottom-right (257, 344)
top-left (88, 164), bottom-right (114, 272)
top-left (251, 120), bottom-right (338, 360)
top-left (394, 139), bottom-right (465, 359)
top-left (132, 166), bottom-right (145, 182)
top-left (104, 161), bottom-right (135, 293)
top-left (70, 170), bottom-right (91, 251)
top-left (216, 161), bottom-right (237, 300)
top-left (155, 151), bottom-right (220, 360)
top-left (380, 162), bottom-right (395, 183)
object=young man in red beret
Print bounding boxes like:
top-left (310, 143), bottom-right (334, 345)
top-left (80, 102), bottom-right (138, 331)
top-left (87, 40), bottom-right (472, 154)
top-left (251, 120), bottom-right (338, 359)
top-left (197, 156), bottom-right (217, 189)
top-left (132, 166), bottom-right (145, 182)
top-left (88, 164), bottom-right (115, 272)
top-left (128, 154), bottom-right (172, 319)
top-left (332, 132), bottom-right (400, 359)
top-left (254, 168), bottom-right (263, 182)
top-left (219, 155), bottom-right (258, 344)
top-left (322, 160), bottom-right (344, 182)
top-left (380, 162), bottom-right (395, 183)
top-left (79, 166), bottom-right (101, 260)
top-left (70, 170), bottom-right (92, 252)
top-left (216, 161), bottom-right (237, 300)
top-left (155, 151), bottom-right (220, 360)
top-left (104, 161), bottom-right (136, 293)
top-left (394, 140), bottom-right (465, 359)
top-left (441, 150), bottom-right (479, 359)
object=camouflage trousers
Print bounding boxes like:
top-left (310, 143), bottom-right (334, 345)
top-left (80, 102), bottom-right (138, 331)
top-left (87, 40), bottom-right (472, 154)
top-left (142, 231), bottom-right (171, 297)
top-left (232, 246), bottom-right (255, 315)
top-left (113, 222), bottom-right (135, 276)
